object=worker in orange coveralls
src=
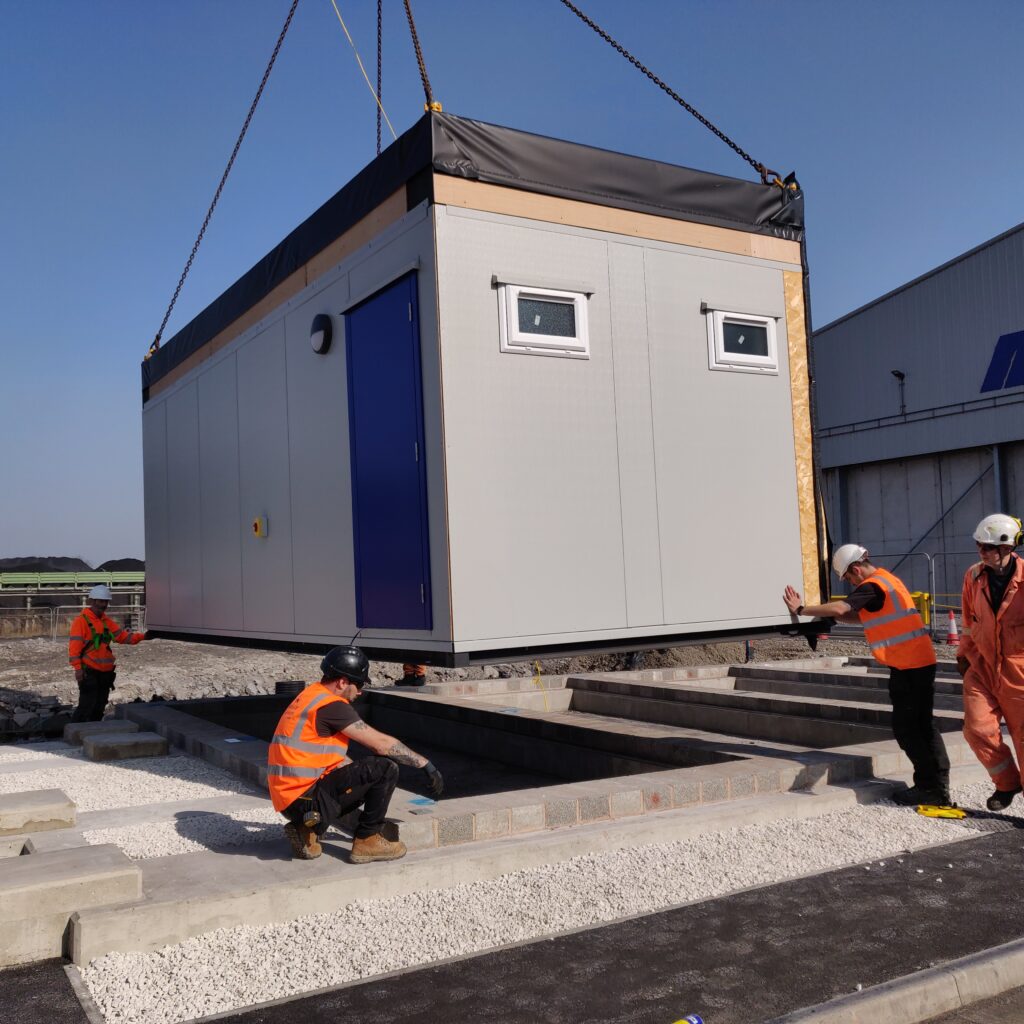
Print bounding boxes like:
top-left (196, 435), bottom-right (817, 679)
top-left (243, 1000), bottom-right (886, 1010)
top-left (958, 514), bottom-right (1024, 811)
top-left (68, 585), bottom-right (148, 722)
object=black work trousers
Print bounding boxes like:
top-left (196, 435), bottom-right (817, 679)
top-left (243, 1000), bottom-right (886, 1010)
top-left (71, 667), bottom-right (115, 722)
top-left (888, 664), bottom-right (950, 792)
top-left (283, 756), bottom-right (398, 840)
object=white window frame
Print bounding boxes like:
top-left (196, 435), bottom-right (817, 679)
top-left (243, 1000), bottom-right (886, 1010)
top-left (705, 309), bottom-right (779, 375)
top-left (498, 284), bottom-right (590, 359)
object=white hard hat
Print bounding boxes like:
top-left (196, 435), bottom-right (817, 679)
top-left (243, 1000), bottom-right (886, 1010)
top-left (973, 514), bottom-right (1022, 547)
top-left (88, 584), bottom-right (113, 601)
top-left (832, 544), bottom-right (869, 577)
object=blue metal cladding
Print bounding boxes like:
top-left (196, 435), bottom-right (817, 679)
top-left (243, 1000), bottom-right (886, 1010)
top-left (345, 272), bottom-right (432, 630)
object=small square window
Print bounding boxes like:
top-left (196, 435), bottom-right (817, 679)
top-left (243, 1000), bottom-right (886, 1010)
top-left (706, 309), bottom-right (778, 374)
top-left (498, 284), bottom-right (589, 359)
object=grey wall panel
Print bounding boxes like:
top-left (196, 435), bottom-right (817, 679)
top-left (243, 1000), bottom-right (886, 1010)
top-left (436, 208), bottom-right (627, 640)
top-left (644, 248), bottom-right (803, 623)
top-left (284, 278), bottom-right (355, 637)
top-left (141, 404), bottom-right (170, 625)
top-left (165, 384), bottom-right (203, 625)
top-left (197, 355), bottom-right (243, 629)
top-left (607, 242), bottom-right (663, 626)
top-left (236, 321), bottom-right (296, 634)
top-left (814, 226), bottom-right (1024, 467)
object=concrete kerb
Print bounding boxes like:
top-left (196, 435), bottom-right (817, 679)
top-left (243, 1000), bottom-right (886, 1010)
top-left (761, 936), bottom-right (1024, 1024)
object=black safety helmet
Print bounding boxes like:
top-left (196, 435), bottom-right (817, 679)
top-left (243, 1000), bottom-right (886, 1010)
top-left (320, 645), bottom-right (370, 686)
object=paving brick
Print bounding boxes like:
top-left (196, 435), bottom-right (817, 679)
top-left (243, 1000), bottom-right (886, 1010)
top-left (609, 788), bottom-right (644, 818)
top-left (473, 808), bottom-right (510, 840)
top-left (578, 794), bottom-right (611, 823)
top-left (728, 773), bottom-right (756, 799)
top-left (396, 816), bottom-right (436, 851)
top-left (437, 814), bottom-right (475, 846)
top-left (643, 782), bottom-right (673, 813)
top-left (670, 778), bottom-right (700, 807)
top-left (510, 803), bottom-right (545, 834)
top-left (544, 798), bottom-right (578, 829)
top-left (754, 770), bottom-right (781, 794)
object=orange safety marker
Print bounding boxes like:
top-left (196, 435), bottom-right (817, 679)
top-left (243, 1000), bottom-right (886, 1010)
top-left (946, 609), bottom-right (960, 647)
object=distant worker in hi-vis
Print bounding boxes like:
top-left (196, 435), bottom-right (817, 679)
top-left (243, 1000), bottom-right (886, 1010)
top-left (958, 514), bottom-right (1024, 811)
top-left (783, 545), bottom-right (950, 806)
top-left (68, 584), bottom-right (148, 722)
top-left (267, 645), bottom-right (444, 862)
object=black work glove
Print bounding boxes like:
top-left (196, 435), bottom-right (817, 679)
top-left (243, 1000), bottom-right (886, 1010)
top-left (421, 761), bottom-right (444, 799)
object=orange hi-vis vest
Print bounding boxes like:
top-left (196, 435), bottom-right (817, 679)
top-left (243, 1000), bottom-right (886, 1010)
top-left (68, 608), bottom-right (142, 673)
top-left (858, 567), bottom-right (936, 670)
top-left (267, 683), bottom-right (351, 811)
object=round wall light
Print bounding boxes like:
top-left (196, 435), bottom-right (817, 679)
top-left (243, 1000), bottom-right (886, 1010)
top-left (310, 313), bottom-right (332, 354)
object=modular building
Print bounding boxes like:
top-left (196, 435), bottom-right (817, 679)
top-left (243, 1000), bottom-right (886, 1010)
top-left (813, 221), bottom-right (1024, 603)
top-left (141, 112), bottom-right (823, 664)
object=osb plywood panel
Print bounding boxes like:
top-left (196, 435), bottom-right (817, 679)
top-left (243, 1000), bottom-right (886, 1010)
top-left (433, 176), bottom-right (802, 266)
top-left (784, 269), bottom-right (821, 605)
top-left (148, 189), bottom-right (408, 397)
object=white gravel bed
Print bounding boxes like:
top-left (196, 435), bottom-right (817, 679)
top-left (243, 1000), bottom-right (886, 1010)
top-left (81, 780), bottom-right (1017, 1024)
top-left (0, 755), bottom-right (258, 812)
top-left (84, 806), bottom-right (283, 858)
top-left (0, 740), bottom-right (83, 763)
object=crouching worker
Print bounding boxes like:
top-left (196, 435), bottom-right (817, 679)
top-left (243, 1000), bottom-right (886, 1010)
top-left (784, 544), bottom-right (950, 806)
top-left (268, 645), bottom-right (444, 863)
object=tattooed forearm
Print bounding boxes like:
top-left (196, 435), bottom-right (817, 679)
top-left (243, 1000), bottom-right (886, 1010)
top-left (384, 741), bottom-right (426, 768)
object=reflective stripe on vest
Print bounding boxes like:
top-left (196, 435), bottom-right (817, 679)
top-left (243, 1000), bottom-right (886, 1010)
top-left (859, 568), bottom-right (935, 669)
top-left (267, 683), bottom-right (351, 811)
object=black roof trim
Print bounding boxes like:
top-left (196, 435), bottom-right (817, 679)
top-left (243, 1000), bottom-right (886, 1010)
top-left (143, 111), bottom-right (803, 391)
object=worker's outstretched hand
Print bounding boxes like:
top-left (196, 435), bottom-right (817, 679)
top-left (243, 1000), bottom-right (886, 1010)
top-left (421, 761), bottom-right (444, 799)
top-left (783, 585), bottom-right (803, 614)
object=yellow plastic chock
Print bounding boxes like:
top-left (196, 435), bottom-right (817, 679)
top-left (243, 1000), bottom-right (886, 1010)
top-left (916, 804), bottom-right (967, 819)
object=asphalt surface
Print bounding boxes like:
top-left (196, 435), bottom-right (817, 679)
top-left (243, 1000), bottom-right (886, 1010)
top-left (7, 826), bottom-right (1024, 1024)
top-left (1, 960), bottom-right (89, 1024)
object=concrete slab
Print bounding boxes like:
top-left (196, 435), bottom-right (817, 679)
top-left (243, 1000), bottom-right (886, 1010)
top-left (0, 790), bottom-right (75, 836)
top-left (82, 732), bottom-right (168, 761)
top-left (1, 844), bottom-right (141, 966)
top-left (63, 721), bottom-right (139, 745)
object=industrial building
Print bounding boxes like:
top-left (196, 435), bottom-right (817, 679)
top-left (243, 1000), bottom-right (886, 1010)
top-left (141, 111), bottom-right (823, 663)
top-left (813, 221), bottom-right (1024, 609)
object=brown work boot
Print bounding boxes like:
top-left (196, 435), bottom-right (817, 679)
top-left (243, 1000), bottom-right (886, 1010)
top-left (284, 821), bottom-right (322, 860)
top-left (350, 831), bottom-right (407, 864)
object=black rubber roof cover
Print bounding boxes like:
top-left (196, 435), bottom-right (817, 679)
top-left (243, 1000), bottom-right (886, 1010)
top-left (143, 111), bottom-right (803, 392)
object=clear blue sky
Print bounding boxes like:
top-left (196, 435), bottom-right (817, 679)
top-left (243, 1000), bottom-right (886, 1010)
top-left (2, 1), bottom-right (1021, 565)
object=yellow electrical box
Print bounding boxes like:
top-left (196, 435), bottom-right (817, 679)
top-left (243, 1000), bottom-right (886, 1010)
top-left (251, 516), bottom-right (268, 539)
top-left (910, 591), bottom-right (931, 625)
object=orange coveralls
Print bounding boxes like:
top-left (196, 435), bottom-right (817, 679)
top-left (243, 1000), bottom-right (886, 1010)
top-left (960, 556), bottom-right (1024, 791)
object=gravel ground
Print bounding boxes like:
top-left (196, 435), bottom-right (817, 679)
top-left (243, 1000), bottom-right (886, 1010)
top-left (80, 779), bottom-right (1015, 1024)
top-left (0, 754), bottom-right (258, 812)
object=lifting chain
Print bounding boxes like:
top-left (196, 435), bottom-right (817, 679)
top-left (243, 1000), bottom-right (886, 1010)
top-left (403, 0), bottom-right (441, 112)
top-left (557, 0), bottom-right (781, 186)
top-left (147, 0), bottom-right (300, 358)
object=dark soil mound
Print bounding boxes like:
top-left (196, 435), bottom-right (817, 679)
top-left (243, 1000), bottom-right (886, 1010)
top-left (96, 558), bottom-right (145, 572)
top-left (0, 556), bottom-right (92, 572)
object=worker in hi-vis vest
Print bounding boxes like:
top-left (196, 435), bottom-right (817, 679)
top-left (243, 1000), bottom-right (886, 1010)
top-left (784, 545), bottom-right (950, 806)
top-left (267, 645), bottom-right (444, 862)
top-left (958, 514), bottom-right (1024, 811)
top-left (68, 584), bottom-right (148, 722)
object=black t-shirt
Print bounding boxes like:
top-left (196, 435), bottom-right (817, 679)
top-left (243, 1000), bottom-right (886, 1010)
top-left (984, 553), bottom-right (1018, 613)
top-left (314, 699), bottom-right (361, 737)
top-left (845, 581), bottom-right (885, 614)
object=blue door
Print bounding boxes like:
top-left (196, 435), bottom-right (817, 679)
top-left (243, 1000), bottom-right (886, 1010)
top-left (345, 272), bottom-right (432, 630)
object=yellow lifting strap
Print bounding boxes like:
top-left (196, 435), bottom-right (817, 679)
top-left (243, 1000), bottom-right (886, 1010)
top-left (916, 804), bottom-right (967, 819)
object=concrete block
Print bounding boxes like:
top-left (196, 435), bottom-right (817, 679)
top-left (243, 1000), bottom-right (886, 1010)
top-left (437, 814), bottom-right (475, 846)
top-left (510, 803), bottom-right (545, 834)
top-left (0, 790), bottom-right (75, 836)
top-left (64, 720), bottom-right (139, 745)
top-left (609, 788), bottom-right (644, 818)
top-left (700, 777), bottom-right (729, 804)
top-left (754, 770), bottom-right (781, 794)
top-left (0, 844), bottom-right (141, 967)
top-left (473, 808), bottom-right (511, 840)
top-left (578, 794), bottom-right (611, 823)
top-left (544, 798), bottom-right (578, 829)
top-left (670, 779), bottom-right (700, 807)
top-left (728, 773), bottom-right (756, 800)
top-left (643, 781), bottom-right (673, 813)
top-left (83, 731), bottom-right (168, 761)
top-left (395, 816), bottom-right (436, 852)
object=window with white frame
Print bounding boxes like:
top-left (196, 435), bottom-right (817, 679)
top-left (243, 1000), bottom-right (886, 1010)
top-left (705, 308), bottom-right (779, 375)
top-left (498, 284), bottom-right (590, 359)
